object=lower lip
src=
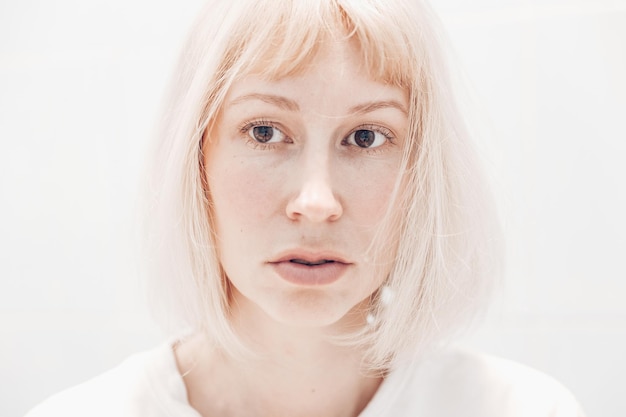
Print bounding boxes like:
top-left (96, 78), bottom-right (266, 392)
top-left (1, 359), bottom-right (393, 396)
top-left (270, 261), bottom-right (350, 286)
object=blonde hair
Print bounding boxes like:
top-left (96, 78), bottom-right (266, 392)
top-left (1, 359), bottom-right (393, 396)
top-left (144, 0), bottom-right (502, 370)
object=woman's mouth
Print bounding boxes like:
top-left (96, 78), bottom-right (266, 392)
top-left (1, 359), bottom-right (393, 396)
top-left (289, 259), bottom-right (335, 266)
top-left (269, 252), bottom-right (351, 285)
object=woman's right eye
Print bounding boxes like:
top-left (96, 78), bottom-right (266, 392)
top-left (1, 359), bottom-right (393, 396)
top-left (248, 125), bottom-right (286, 143)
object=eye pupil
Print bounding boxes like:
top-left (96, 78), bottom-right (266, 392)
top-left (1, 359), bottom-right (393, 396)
top-left (253, 126), bottom-right (274, 143)
top-left (354, 130), bottom-right (375, 148)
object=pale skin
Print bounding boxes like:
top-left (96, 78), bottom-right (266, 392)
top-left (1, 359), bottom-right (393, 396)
top-left (175, 40), bottom-right (409, 417)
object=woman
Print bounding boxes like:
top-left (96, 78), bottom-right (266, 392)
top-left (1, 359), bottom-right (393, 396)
top-left (27, 0), bottom-right (585, 416)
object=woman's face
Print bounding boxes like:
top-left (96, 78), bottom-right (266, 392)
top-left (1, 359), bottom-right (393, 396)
top-left (204, 41), bottom-right (409, 330)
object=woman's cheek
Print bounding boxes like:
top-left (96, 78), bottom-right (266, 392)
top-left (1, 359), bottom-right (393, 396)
top-left (210, 157), bottom-right (284, 229)
top-left (342, 163), bottom-right (398, 222)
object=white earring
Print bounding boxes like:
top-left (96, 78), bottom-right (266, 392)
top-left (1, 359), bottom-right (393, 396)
top-left (367, 285), bottom-right (394, 326)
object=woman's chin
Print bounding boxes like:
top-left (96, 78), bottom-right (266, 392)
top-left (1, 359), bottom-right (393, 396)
top-left (234, 289), bottom-right (370, 333)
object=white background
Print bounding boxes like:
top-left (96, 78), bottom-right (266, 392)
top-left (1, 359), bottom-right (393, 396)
top-left (1, 1), bottom-right (625, 416)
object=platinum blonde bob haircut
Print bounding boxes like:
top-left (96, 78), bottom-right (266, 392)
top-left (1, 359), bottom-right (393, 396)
top-left (145, 0), bottom-right (501, 369)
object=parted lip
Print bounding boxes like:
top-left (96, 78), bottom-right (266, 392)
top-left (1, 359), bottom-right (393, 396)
top-left (269, 249), bottom-right (352, 265)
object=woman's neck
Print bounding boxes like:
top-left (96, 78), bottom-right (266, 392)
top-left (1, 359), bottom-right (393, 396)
top-left (174, 301), bottom-right (383, 417)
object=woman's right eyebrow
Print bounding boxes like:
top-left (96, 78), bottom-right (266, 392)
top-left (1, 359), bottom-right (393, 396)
top-left (229, 93), bottom-right (300, 112)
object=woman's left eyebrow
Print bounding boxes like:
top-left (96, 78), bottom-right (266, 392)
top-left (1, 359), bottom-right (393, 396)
top-left (349, 100), bottom-right (408, 116)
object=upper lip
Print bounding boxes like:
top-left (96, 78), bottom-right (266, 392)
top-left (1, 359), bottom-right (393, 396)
top-left (269, 249), bottom-right (352, 264)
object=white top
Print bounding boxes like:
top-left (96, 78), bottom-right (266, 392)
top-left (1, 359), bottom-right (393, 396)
top-left (25, 343), bottom-right (585, 417)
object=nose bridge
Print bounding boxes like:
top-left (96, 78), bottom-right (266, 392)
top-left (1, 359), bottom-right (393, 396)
top-left (287, 141), bottom-right (342, 222)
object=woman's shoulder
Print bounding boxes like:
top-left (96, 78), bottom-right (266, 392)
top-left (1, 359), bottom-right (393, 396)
top-left (386, 346), bottom-right (585, 417)
top-left (25, 342), bottom-right (196, 417)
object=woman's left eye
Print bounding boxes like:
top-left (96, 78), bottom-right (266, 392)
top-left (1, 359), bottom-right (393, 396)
top-left (248, 125), bottom-right (287, 144)
top-left (345, 129), bottom-right (390, 149)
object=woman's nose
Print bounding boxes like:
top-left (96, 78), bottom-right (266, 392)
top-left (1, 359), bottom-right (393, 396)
top-left (285, 157), bottom-right (343, 223)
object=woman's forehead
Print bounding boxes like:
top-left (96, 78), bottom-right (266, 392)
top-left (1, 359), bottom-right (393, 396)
top-left (233, 37), bottom-right (410, 93)
top-left (222, 48), bottom-right (408, 125)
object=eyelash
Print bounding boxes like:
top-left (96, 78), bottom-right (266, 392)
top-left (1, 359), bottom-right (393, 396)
top-left (238, 119), bottom-right (397, 153)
